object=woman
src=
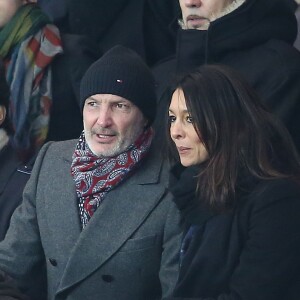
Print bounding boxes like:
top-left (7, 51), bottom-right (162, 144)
top-left (166, 64), bottom-right (300, 299)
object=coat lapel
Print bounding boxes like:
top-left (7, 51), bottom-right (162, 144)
top-left (56, 153), bottom-right (165, 294)
top-left (44, 143), bottom-right (81, 257)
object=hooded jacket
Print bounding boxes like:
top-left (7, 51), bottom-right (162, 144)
top-left (153, 0), bottom-right (300, 151)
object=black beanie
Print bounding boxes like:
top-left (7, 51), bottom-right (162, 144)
top-left (80, 45), bottom-right (157, 125)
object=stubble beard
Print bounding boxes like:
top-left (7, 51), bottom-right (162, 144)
top-left (85, 125), bottom-right (144, 158)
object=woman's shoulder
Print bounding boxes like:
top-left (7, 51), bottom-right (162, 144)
top-left (253, 177), bottom-right (300, 197)
top-left (242, 177), bottom-right (300, 210)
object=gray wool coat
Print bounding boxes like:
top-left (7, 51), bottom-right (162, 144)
top-left (0, 139), bottom-right (182, 300)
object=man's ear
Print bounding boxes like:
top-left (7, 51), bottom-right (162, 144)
top-left (0, 106), bottom-right (6, 126)
top-left (143, 118), bottom-right (151, 129)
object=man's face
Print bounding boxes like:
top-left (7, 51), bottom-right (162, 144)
top-left (179, 0), bottom-right (233, 30)
top-left (83, 94), bottom-right (147, 157)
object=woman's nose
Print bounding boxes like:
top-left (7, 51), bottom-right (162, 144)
top-left (170, 121), bottom-right (185, 140)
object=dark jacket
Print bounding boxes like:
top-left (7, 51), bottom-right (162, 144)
top-left (153, 0), bottom-right (300, 151)
top-left (46, 34), bottom-right (99, 142)
top-left (39, 0), bottom-right (180, 67)
top-left (0, 143), bottom-right (32, 241)
top-left (167, 165), bottom-right (300, 300)
top-left (42, 0), bottom-right (181, 141)
top-left (294, 5), bottom-right (300, 50)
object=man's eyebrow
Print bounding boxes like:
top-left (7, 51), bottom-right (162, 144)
top-left (87, 96), bottom-right (99, 101)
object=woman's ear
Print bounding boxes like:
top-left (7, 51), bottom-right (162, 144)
top-left (0, 106), bottom-right (6, 126)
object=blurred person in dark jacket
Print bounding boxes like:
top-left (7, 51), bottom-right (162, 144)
top-left (153, 0), bottom-right (300, 152)
top-left (37, 0), bottom-right (180, 67)
top-left (0, 60), bottom-right (32, 242)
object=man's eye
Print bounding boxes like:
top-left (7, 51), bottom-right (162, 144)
top-left (113, 103), bottom-right (131, 111)
top-left (116, 103), bottom-right (125, 108)
top-left (87, 101), bottom-right (97, 107)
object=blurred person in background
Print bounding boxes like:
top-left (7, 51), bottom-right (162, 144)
top-left (153, 0), bottom-right (300, 152)
top-left (0, 59), bottom-right (32, 242)
top-left (0, 0), bottom-right (62, 162)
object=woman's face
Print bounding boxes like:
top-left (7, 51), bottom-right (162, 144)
top-left (169, 88), bottom-right (208, 167)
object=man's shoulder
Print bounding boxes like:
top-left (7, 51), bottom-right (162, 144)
top-left (131, 146), bottom-right (170, 186)
top-left (38, 139), bottom-right (77, 161)
top-left (45, 139), bottom-right (77, 151)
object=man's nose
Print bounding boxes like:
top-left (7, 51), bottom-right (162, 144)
top-left (96, 107), bottom-right (113, 127)
top-left (184, 0), bottom-right (201, 8)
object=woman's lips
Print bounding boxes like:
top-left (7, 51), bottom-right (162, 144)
top-left (177, 146), bottom-right (191, 155)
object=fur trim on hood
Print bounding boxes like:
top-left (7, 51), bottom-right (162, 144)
top-left (179, 0), bottom-right (246, 29)
top-left (210, 0), bottom-right (246, 21)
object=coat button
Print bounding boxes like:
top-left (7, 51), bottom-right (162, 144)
top-left (101, 275), bottom-right (114, 282)
top-left (49, 258), bottom-right (57, 266)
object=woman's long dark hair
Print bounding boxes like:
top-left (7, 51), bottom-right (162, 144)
top-left (166, 64), bottom-right (300, 210)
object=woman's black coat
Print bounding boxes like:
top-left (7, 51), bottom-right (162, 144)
top-left (167, 166), bottom-right (300, 300)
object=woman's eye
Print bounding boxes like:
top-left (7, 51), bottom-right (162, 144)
top-left (186, 116), bottom-right (193, 123)
top-left (168, 115), bottom-right (176, 123)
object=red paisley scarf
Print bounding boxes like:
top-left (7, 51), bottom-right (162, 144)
top-left (71, 128), bottom-right (154, 229)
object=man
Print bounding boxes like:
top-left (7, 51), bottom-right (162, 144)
top-left (153, 0), bottom-right (300, 152)
top-left (0, 45), bottom-right (181, 300)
